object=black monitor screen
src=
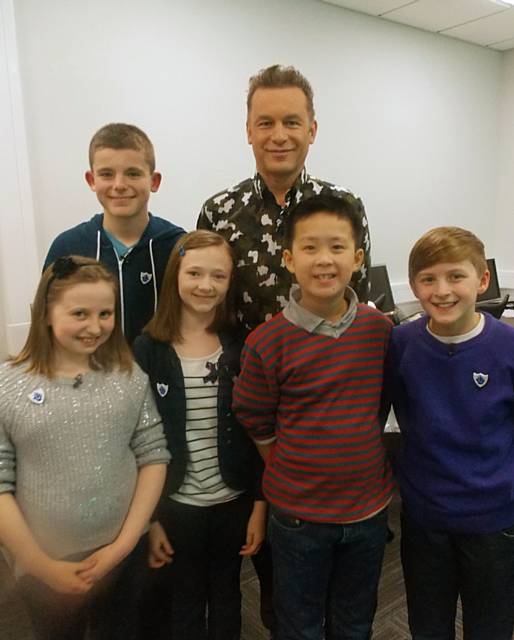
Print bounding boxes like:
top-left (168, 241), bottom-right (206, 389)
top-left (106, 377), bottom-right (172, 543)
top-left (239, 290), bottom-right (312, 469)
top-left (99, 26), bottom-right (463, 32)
top-left (369, 265), bottom-right (395, 313)
top-left (477, 258), bottom-right (501, 302)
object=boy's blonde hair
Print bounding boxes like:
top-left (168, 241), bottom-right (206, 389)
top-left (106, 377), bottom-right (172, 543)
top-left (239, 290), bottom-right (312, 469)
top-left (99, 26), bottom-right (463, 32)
top-left (409, 226), bottom-right (487, 281)
top-left (11, 256), bottom-right (133, 377)
top-left (88, 123), bottom-right (156, 172)
top-left (145, 230), bottom-right (236, 344)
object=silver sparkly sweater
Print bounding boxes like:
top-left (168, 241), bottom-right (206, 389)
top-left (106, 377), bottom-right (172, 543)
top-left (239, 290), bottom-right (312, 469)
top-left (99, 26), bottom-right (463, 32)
top-left (0, 362), bottom-right (170, 560)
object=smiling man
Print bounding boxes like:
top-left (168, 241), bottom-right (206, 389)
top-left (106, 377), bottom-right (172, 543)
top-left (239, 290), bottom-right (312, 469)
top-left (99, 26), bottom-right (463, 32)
top-left (44, 123), bottom-right (184, 345)
top-left (197, 64), bottom-right (371, 333)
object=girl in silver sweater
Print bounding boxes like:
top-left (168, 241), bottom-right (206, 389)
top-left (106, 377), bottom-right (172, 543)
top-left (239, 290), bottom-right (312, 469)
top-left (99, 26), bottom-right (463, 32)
top-left (0, 256), bottom-right (170, 639)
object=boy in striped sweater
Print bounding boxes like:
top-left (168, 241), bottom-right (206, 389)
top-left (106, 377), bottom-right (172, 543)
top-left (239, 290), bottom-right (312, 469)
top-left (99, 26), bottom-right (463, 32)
top-left (233, 194), bottom-right (393, 640)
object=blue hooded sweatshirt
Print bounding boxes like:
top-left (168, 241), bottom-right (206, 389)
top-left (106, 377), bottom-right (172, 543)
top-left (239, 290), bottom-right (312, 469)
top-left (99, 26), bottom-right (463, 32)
top-left (44, 213), bottom-right (184, 345)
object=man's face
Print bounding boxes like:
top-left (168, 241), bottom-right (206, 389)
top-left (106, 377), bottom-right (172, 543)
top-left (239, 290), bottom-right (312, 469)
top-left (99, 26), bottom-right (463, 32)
top-left (246, 87), bottom-right (317, 186)
top-left (85, 147), bottom-right (161, 224)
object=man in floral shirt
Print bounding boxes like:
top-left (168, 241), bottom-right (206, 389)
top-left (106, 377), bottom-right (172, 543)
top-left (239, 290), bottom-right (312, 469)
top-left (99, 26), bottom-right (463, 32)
top-left (197, 64), bottom-right (371, 333)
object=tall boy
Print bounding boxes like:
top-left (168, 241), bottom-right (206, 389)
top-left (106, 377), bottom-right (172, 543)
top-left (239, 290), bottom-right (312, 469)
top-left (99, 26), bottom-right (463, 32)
top-left (233, 195), bottom-right (393, 640)
top-left (389, 227), bottom-right (514, 640)
top-left (44, 123), bottom-right (184, 345)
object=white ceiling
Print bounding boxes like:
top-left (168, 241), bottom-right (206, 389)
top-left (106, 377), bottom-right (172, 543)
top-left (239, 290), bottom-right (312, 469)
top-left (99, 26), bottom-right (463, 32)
top-left (320, 0), bottom-right (514, 51)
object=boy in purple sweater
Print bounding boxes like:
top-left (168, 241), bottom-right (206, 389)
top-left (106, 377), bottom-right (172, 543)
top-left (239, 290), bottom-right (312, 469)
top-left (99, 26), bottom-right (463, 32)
top-left (389, 227), bottom-right (514, 640)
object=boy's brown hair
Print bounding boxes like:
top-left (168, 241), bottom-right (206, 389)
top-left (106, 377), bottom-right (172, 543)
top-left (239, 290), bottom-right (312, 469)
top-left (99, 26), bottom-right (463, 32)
top-left (88, 123), bottom-right (156, 172)
top-left (145, 230), bottom-right (236, 344)
top-left (247, 65), bottom-right (315, 120)
top-left (11, 256), bottom-right (133, 377)
top-left (409, 226), bottom-right (487, 281)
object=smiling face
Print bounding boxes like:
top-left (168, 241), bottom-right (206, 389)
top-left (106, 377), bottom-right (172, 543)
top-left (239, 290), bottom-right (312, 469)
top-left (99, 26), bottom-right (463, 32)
top-left (85, 147), bottom-right (161, 225)
top-left (177, 245), bottom-right (233, 323)
top-left (48, 280), bottom-right (116, 368)
top-left (246, 87), bottom-right (317, 187)
top-left (411, 260), bottom-right (489, 336)
top-left (284, 212), bottom-right (364, 321)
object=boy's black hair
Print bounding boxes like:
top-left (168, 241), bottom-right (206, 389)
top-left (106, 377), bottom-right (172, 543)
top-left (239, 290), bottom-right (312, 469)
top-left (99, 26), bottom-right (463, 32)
top-left (283, 195), bottom-right (363, 249)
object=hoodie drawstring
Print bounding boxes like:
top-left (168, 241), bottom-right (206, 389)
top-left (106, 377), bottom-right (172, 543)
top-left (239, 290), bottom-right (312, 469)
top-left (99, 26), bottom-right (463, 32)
top-left (149, 238), bottom-right (158, 312)
top-left (116, 250), bottom-right (126, 335)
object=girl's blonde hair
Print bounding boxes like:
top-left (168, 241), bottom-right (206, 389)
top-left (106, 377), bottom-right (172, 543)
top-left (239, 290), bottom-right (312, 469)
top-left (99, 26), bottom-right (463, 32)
top-left (145, 230), bottom-right (235, 344)
top-left (11, 256), bottom-right (133, 377)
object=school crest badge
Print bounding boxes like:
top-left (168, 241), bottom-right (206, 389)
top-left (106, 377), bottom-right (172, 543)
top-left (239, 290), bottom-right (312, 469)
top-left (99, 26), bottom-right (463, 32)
top-left (29, 388), bottom-right (45, 404)
top-left (473, 372), bottom-right (488, 388)
top-left (156, 382), bottom-right (169, 398)
top-left (140, 272), bottom-right (152, 285)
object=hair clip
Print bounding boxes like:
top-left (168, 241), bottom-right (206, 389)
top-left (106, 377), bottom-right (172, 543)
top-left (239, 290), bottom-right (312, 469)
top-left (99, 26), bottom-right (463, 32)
top-left (52, 256), bottom-right (80, 279)
top-left (46, 256), bottom-right (86, 301)
top-left (178, 246), bottom-right (186, 257)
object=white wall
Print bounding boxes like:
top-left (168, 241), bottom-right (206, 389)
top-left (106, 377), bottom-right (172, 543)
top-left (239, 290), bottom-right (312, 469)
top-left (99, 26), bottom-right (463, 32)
top-left (494, 48), bottom-right (514, 288)
top-left (14, 1), bottom-right (502, 273)
top-left (0, 0), bottom-right (39, 357)
top-left (1, 0), bottom-right (506, 354)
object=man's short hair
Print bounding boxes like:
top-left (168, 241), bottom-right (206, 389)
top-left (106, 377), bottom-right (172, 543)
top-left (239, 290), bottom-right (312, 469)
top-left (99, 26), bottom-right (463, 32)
top-left (409, 226), bottom-right (487, 281)
top-left (283, 195), bottom-right (363, 249)
top-left (247, 65), bottom-right (315, 120)
top-left (88, 123), bottom-right (156, 172)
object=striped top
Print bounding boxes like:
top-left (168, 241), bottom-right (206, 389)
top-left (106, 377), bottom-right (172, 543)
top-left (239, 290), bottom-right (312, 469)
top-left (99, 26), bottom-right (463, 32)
top-left (233, 305), bottom-right (394, 523)
top-left (171, 347), bottom-right (242, 507)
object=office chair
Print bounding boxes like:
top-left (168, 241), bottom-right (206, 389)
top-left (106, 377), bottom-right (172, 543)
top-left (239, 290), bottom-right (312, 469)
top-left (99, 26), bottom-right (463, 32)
top-left (476, 293), bottom-right (510, 319)
top-left (369, 265), bottom-right (401, 325)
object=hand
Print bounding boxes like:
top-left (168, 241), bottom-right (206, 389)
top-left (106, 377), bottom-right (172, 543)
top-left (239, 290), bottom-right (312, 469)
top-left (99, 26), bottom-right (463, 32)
top-left (240, 501), bottom-right (267, 556)
top-left (148, 521), bottom-right (174, 569)
top-left (256, 442), bottom-right (275, 464)
top-left (36, 557), bottom-right (97, 595)
top-left (77, 543), bottom-right (126, 583)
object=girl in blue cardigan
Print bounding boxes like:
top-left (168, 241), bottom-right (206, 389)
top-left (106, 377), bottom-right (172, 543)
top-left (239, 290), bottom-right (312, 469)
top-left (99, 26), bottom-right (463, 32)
top-left (133, 230), bottom-right (265, 640)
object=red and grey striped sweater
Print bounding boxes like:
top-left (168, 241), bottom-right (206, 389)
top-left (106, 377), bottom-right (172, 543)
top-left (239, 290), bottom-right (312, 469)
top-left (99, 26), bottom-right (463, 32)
top-left (233, 304), bottom-right (394, 523)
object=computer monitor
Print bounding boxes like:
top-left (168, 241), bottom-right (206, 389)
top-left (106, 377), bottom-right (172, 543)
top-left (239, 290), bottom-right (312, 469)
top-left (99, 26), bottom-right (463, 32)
top-left (477, 258), bottom-right (501, 302)
top-left (369, 265), bottom-right (396, 313)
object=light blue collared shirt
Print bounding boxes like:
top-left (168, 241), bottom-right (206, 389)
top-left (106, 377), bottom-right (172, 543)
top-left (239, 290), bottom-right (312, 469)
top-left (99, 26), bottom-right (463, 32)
top-left (283, 286), bottom-right (358, 338)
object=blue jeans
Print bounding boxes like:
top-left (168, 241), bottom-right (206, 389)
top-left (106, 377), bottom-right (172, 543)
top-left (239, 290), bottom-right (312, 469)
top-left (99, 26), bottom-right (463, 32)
top-left (401, 511), bottom-right (514, 640)
top-left (269, 506), bottom-right (388, 640)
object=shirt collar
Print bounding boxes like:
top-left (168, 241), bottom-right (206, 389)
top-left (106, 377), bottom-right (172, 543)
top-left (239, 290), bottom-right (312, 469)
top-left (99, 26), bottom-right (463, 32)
top-left (283, 285), bottom-right (358, 338)
top-left (426, 312), bottom-right (485, 344)
top-left (252, 168), bottom-right (308, 206)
